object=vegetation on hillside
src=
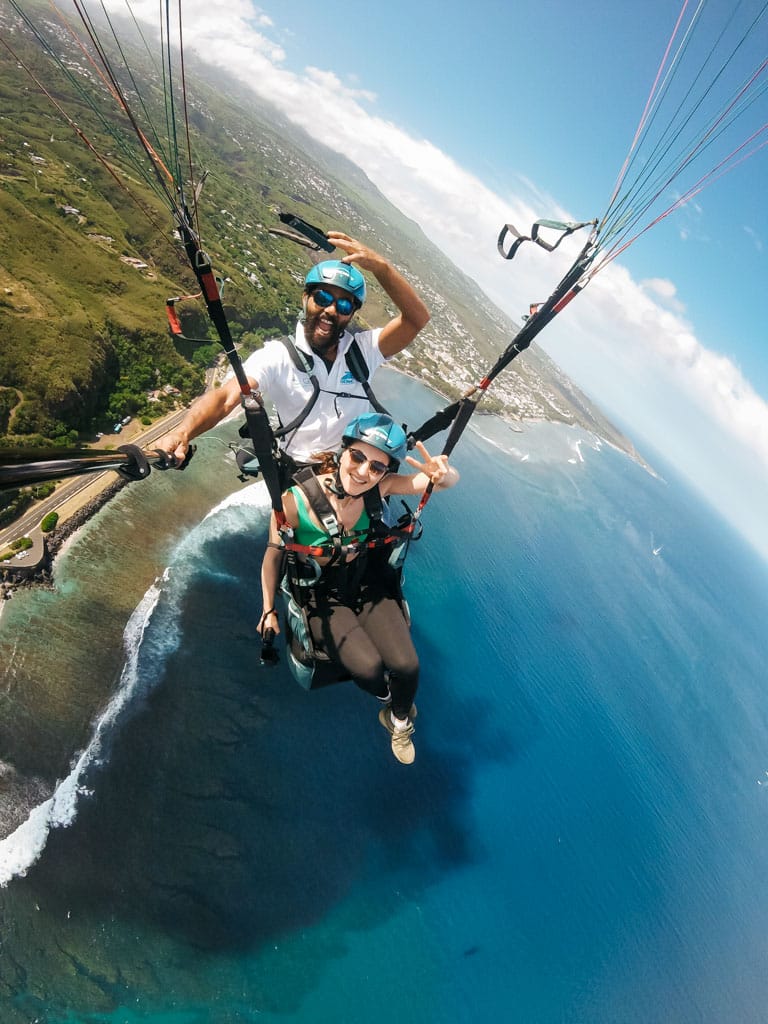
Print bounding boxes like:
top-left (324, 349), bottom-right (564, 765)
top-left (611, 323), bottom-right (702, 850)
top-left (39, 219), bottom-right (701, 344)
top-left (0, 9), bottom-right (306, 447)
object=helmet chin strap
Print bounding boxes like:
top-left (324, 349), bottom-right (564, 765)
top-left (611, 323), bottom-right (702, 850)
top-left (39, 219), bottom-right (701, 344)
top-left (326, 451), bottom-right (348, 498)
top-left (327, 474), bottom-right (347, 498)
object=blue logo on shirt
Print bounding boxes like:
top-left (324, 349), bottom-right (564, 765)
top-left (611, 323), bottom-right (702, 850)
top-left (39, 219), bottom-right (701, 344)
top-left (340, 371), bottom-right (356, 385)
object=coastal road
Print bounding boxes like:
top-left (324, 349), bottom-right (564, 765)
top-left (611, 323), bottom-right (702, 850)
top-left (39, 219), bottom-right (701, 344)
top-left (0, 408), bottom-right (190, 554)
top-left (0, 360), bottom-right (228, 557)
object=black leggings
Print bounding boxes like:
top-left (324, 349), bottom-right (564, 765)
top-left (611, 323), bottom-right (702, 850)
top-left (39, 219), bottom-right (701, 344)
top-left (308, 587), bottom-right (418, 720)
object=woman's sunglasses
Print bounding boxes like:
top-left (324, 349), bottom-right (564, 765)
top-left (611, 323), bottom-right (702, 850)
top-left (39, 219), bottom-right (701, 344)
top-left (311, 288), bottom-right (355, 317)
top-left (346, 447), bottom-right (390, 477)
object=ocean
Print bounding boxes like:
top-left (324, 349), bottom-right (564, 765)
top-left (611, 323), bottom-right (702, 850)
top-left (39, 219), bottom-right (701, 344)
top-left (1, 369), bottom-right (767, 1024)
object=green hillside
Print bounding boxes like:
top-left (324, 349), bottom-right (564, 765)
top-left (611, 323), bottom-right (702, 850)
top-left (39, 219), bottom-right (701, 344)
top-left (0, 6), bottom-right (317, 445)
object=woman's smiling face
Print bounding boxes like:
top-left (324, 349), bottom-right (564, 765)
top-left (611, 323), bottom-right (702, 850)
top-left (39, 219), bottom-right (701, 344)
top-left (338, 441), bottom-right (392, 495)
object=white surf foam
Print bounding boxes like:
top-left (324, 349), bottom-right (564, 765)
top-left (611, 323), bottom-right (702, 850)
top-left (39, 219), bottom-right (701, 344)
top-left (0, 480), bottom-right (272, 886)
top-left (0, 582), bottom-right (165, 886)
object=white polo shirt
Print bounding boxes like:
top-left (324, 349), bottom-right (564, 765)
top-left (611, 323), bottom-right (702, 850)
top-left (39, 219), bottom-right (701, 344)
top-left (240, 322), bottom-right (388, 462)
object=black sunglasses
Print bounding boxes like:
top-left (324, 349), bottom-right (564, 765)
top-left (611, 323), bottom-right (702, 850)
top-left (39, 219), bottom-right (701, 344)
top-left (346, 447), bottom-right (390, 477)
top-left (311, 288), bottom-right (355, 317)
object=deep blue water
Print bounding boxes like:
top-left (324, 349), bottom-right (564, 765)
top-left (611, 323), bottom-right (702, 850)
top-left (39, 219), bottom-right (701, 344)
top-left (2, 370), bottom-right (768, 1023)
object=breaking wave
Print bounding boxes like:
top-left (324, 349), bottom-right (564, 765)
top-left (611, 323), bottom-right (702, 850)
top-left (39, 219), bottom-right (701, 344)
top-left (0, 481), bottom-right (270, 886)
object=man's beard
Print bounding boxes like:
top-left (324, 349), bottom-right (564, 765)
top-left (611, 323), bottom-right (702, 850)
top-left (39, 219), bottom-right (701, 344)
top-left (304, 311), bottom-right (345, 353)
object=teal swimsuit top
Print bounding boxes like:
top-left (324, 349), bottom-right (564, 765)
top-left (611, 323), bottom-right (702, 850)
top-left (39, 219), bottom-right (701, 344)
top-left (289, 485), bottom-right (370, 547)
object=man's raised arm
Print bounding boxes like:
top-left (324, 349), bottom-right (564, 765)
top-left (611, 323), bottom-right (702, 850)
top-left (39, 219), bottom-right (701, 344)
top-left (327, 232), bottom-right (430, 357)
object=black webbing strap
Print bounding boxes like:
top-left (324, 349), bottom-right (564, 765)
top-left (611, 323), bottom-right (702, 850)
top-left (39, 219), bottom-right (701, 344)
top-left (408, 400), bottom-right (462, 446)
top-left (176, 216), bottom-right (250, 392)
top-left (274, 336), bottom-right (321, 439)
top-left (242, 395), bottom-right (284, 514)
top-left (411, 229), bottom-right (598, 452)
top-left (344, 340), bottom-right (390, 415)
top-left (292, 467), bottom-right (341, 539)
top-left (361, 478), bottom-right (385, 528)
top-left (174, 216), bottom-right (287, 512)
top-left (485, 237), bottom-right (596, 386)
top-left (277, 335), bottom-right (390, 439)
top-left (498, 219), bottom-right (597, 261)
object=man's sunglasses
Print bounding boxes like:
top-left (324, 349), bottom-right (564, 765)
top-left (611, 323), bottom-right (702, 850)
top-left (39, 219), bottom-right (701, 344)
top-left (311, 288), bottom-right (355, 317)
top-left (346, 447), bottom-right (390, 477)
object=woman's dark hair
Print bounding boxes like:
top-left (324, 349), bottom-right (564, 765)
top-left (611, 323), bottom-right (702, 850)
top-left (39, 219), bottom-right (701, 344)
top-left (309, 450), bottom-right (338, 474)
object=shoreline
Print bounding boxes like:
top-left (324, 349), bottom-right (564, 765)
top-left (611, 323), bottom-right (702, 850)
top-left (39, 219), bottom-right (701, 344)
top-left (1, 367), bottom-right (655, 607)
top-left (0, 477), bottom-right (128, 605)
top-left (388, 363), bottom-right (656, 475)
top-left (0, 401), bottom-right (194, 604)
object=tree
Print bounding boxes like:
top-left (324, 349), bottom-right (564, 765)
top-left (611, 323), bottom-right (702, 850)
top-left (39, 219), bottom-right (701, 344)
top-left (41, 511), bottom-right (59, 532)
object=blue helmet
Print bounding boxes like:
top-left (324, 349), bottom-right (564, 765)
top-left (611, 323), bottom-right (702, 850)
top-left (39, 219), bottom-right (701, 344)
top-left (342, 413), bottom-right (408, 469)
top-left (305, 260), bottom-right (366, 306)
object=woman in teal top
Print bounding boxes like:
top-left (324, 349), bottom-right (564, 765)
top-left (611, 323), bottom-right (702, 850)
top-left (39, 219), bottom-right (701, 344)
top-left (259, 413), bottom-right (459, 765)
top-left (290, 484), bottom-right (370, 549)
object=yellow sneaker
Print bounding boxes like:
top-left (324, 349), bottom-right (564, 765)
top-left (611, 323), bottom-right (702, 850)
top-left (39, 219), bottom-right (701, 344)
top-left (378, 707), bottom-right (415, 765)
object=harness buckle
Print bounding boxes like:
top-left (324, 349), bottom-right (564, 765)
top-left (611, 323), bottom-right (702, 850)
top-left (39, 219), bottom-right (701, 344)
top-left (320, 512), bottom-right (340, 536)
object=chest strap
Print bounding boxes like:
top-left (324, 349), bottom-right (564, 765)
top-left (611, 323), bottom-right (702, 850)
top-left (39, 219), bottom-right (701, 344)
top-left (293, 467), bottom-right (342, 538)
top-left (279, 334), bottom-right (391, 434)
top-left (292, 467), bottom-right (385, 542)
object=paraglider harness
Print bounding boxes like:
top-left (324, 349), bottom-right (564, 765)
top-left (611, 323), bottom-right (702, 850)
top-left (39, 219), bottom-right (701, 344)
top-left (273, 465), bottom-right (419, 690)
top-left (235, 333), bottom-right (391, 489)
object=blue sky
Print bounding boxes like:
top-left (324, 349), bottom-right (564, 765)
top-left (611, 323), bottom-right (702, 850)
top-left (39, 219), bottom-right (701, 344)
top-left (265, 0), bottom-right (768, 391)
top-left (107, 0), bottom-right (768, 558)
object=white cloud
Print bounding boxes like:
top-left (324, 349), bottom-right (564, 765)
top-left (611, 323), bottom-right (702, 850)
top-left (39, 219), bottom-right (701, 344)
top-left (304, 67), bottom-right (377, 104)
top-left (552, 265), bottom-right (768, 468)
top-left (105, 0), bottom-right (286, 62)
top-left (744, 225), bottom-right (763, 251)
top-left (640, 277), bottom-right (685, 310)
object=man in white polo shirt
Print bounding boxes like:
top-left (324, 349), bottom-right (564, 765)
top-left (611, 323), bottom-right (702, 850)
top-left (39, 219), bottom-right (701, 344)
top-left (158, 230), bottom-right (430, 477)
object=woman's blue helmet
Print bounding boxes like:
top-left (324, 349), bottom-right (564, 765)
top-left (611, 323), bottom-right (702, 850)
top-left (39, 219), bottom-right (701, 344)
top-left (342, 413), bottom-right (408, 469)
top-left (305, 260), bottom-right (366, 306)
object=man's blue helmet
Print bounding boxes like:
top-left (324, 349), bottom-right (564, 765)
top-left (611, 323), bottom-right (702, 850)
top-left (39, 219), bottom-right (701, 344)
top-left (342, 413), bottom-right (408, 469)
top-left (305, 260), bottom-right (366, 306)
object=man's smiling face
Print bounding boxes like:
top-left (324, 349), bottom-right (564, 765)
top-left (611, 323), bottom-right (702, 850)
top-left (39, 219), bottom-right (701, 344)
top-left (303, 285), bottom-right (355, 355)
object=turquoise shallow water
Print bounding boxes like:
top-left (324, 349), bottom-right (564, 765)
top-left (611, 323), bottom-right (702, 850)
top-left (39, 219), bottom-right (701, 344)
top-left (2, 370), bottom-right (768, 1023)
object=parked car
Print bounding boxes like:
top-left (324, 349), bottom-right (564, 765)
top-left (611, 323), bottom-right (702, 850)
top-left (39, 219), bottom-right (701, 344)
top-left (113, 423), bottom-right (123, 433)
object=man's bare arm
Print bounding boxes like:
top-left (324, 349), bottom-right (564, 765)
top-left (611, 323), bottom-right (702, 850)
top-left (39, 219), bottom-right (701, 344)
top-left (327, 232), bottom-right (430, 358)
top-left (157, 374), bottom-right (253, 463)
